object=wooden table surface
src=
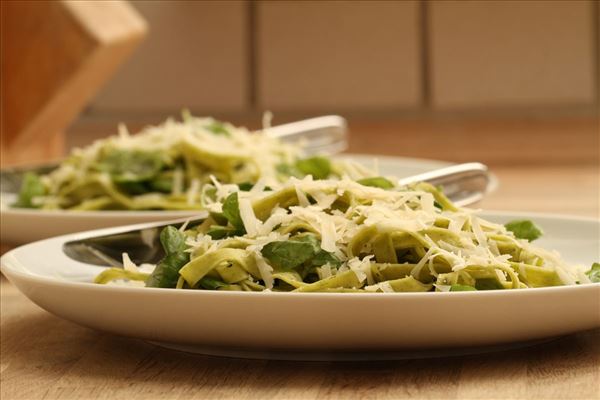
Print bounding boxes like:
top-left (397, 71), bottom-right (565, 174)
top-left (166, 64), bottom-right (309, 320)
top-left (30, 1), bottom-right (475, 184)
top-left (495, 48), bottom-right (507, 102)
top-left (1, 117), bottom-right (599, 399)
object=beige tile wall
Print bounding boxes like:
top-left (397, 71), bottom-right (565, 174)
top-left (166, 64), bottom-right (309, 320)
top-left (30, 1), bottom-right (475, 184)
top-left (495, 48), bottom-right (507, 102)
top-left (428, 0), bottom-right (596, 109)
top-left (85, 0), bottom-right (598, 117)
top-left (256, 0), bottom-right (422, 111)
top-left (91, 0), bottom-right (248, 113)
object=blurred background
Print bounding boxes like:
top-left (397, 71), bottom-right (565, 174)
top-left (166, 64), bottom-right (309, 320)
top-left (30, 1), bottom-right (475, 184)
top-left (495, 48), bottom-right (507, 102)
top-left (1, 0), bottom-right (599, 214)
top-left (89, 0), bottom-right (598, 120)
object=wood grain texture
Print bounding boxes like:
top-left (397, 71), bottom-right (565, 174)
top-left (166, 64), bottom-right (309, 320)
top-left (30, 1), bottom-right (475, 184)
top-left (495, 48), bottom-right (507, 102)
top-left (428, 0), bottom-right (596, 109)
top-left (1, 275), bottom-right (598, 400)
top-left (1, 118), bottom-right (599, 399)
top-left (0, 0), bottom-right (147, 166)
top-left (346, 116), bottom-right (600, 166)
top-left (481, 166), bottom-right (599, 217)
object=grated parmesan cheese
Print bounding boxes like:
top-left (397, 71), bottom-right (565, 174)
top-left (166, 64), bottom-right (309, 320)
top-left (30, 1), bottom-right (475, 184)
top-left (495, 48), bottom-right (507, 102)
top-left (122, 253), bottom-right (138, 272)
top-left (238, 198), bottom-right (262, 237)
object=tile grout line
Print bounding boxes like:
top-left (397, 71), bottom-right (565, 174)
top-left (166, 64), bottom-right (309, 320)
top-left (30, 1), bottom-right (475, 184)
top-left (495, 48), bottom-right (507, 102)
top-left (419, 0), bottom-right (432, 111)
top-left (247, 0), bottom-right (258, 112)
top-left (593, 0), bottom-right (600, 109)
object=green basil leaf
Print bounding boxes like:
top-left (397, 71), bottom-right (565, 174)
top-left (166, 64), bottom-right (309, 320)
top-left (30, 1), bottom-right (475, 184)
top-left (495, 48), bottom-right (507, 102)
top-left (209, 211), bottom-right (229, 226)
top-left (262, 234), bottom-right (340, 270)
top-left (292, 234), bottom-right (341, 267)
top-left (202, 186), bottom-right (218, 203)
top-left (222, 192), bottom-right (245, 231)
top-left (149, 171), bottom-right (173, 193)
top-left (206, 225), bottom-right (239, 240)
top-left (198, 276), bottom-right (227, 290)
top-left (585, 262), bottom-right (600, 283)
top-left (475, 278), bottom-right (504, 290)
top-left (261, 240), bottom-right (316, 270)
top-left (15, 172), bottom-right (45, 208)
top-left (160, 226), bottom-right (187, 254)
top-left (357, 177), bottom-right (395, 189)
top-left (292, 234), bottom-right (321, 249)
top-left (237, 182), bottom-right (254, 191)
top-left (311, 249), bottom-right (342, 268)
top-left (117, 181), bottom-right (149, 195)
top-left (295, 156), bottom-right (331, 179)
top-left (504, 220), bottom-right (543, 242)
top-left (145, 251), bottom-right (189, 288)
top-left (205, 121), bottom-right (229, 136)
top-left (450, 284), bottom-right (477, 291)
top-left (276, 163), bottom-right (302, 178)
top-left (95, 150), bottom-right (163, 183)
top-left (236, 182), bottom-right (272, 192)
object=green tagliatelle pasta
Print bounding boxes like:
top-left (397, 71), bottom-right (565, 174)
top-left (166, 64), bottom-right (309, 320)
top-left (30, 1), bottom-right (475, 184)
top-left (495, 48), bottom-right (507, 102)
top-left (94, 178), bottom-right (597, 292)
top-left (14, 112), bottom-right (374, 211)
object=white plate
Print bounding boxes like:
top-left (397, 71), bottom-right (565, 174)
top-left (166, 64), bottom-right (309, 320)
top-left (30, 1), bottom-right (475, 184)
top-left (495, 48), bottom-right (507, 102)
top-left (0, 154), bottom-right (453, 245)
top-left (1, 211), bottom-right (598, 359)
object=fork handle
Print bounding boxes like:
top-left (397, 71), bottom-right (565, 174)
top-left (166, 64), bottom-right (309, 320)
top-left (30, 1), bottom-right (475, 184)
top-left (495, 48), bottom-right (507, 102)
top-left (398, 162), bottom-right (493, 207)
top-left (261, 115), bottom-right (348, 155)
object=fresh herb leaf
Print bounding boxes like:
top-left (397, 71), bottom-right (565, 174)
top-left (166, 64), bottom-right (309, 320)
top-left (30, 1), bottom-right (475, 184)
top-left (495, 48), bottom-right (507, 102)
top-left (237, 182), bottom-right (272, 192)
top-left (206, 225), bottom-right (239, 240)
top-left (450, 284), bottom-right (477, 291)
top-left (198, 276), bottom-right (227, 290)
top-left (202, 186), bottom-right (218, 203)
top-left (145, 252), bottom-right (189, 288)
top-left (585, 262), bottom-right (600, 283)
top-left (475, 278), bottom-right (504, 290)
top-left (117, 181), bottom-right (149, 195)
top-left (292, 234), bottom-right (320, 247)
top-left (238, 182), bottom-right (254, 191)
top-left (261, 234), bottom-right (340, 270)
top-left (261, 240), bottom-right (317, 270)
top-left (205, 121), bottom-right (229, 136)
top-left (311, 249), bottom-right (342, 268)
top-left (15, 172), bottom-right (45, 208)
top-left (295, 156), bottom-right (331, 179)
top-left (160, 226), bottom-right (187, 254)
top-left (95, 150), bottom-right (163, 183)
top-left (222, 192), bottom-right (245, 231)
top-left (279, 156), bottom-right (332, 180)
top-left (146, 226), bottom-right (190, 288)
top-left (209, 211), bottom-right (229, 226)
top-left (505, 220), bottom-right (543, 242)
top-left (292, 235), bottom-right (341, 267)
top-left (276, 163), bottom-right (302, 178)
top-left (357, 177), bottom-right (395, 189)
top-left (149, 171), bottom-right (173, 193)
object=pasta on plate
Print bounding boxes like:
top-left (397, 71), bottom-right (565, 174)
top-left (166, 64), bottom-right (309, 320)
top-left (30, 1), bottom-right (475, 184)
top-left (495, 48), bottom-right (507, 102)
top-left (95, 177), bottom-right (599, 292)
top-left (13, 112), bottom-right (370, 211)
